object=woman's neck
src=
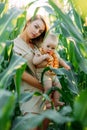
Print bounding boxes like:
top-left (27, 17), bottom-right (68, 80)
top-left (20, 33), bottom-right (34, 49)
top-left (20, 33), bottom-right (30, 44)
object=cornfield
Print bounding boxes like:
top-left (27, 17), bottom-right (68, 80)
top-left (0, 0), bottom-right (87, 130)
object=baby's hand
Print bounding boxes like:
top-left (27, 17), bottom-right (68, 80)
top-left (43, 54), bottom-right (50, 60)
top-left (65, 65), bottom-right (71, 70)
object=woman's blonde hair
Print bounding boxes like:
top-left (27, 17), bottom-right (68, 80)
top-left (23, 15), bottom-right (49, 45)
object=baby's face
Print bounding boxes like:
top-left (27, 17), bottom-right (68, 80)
top-left (43, 42), bottom-right (57, 54)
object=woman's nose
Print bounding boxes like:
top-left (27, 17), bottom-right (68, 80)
top-left (36, 29), bottom-right (39, 34)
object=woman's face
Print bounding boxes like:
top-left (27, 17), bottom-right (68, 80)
top-left (26, 19), bottom-right (45, 39)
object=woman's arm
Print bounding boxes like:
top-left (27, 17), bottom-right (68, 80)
top-left (36, 60), bottom-right (48, 68)
top-left (22, 71), bottom-right (44, 91)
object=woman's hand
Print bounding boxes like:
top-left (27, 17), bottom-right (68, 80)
top-left (36, 60), bottom-right (48, 68)
top-left (22, 71), bottom-right (44, 91)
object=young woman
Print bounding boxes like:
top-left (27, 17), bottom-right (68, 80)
top-left (13, 15), bottom-right (49, 130)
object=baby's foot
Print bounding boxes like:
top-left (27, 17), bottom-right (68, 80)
top-left (53, 98), bottom-right (65, 107)
top-left (54, 101), bottom-right (65, 107)
top-left (45, 101), bottom-right (52, 109)
top-left (46, 103), bottom-right (52, 109)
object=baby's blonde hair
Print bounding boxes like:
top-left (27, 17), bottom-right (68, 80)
top-left (42, 33), bottom-right (58, 46)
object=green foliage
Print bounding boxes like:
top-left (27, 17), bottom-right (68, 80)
top-left (0, 0), bottom-right (87, 130)
top-left (0, 1), bottom-right (27, 130)
top-left (0, 2), bottom-right (25, 42)
top-left (12, 108), bottom-right (73, 130)
top-left (0, 49), bottom-right (26, 89)
top-left (0, 2), bottom-right (5, 14)
top-left (73, 90), bottom-right (87, 127)
top-left (48, 0), bottom-right (84, 42)
top-left (0, 89), bottom-right (16, 130)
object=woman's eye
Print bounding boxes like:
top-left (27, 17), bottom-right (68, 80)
top-left (47, 45), bottom-right (50, 48)
top-left (35, 25), bottom-right (38, 29)
top-left (39, 30), bottom-right (43, 34)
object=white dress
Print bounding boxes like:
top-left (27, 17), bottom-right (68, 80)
top-left (13, 37), bottom-right (43, 114)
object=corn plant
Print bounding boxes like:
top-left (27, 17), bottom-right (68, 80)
top-left (1, 0), bottom-right (87, 130)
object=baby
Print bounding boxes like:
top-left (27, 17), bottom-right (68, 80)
top-left (33, 33), bottom-right (71, 108)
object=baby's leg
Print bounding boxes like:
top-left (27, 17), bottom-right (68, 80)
top-left (43, 78), bottom-right (52, 93)
top-left (53, 77), bottom-right (64, 107)
top-left (43, 76), bottom-right (53, 108)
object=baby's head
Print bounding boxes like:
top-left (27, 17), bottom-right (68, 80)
top-left (42, 33), bottom-right (58, 54)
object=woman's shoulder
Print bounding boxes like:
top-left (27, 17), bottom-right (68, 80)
top-left (14, 36), bottom-right (30, 50)
top-left (13, 36), bottom-right (30, 56)
top-left (14, 37), bottom-right (22, 48)
top-left (14, 36), bottom-right (24, 45)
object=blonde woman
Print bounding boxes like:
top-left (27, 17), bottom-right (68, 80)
top-left (14, 15), bottom-right (49, 130)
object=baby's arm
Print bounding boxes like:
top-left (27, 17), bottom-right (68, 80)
top-left (56, 52), bottom-right (71, 70)
top-left (59, 57), bottom-right (71, 70)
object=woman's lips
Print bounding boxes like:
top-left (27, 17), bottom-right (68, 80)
top-left (32, 33), bottom-right (36, 38)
